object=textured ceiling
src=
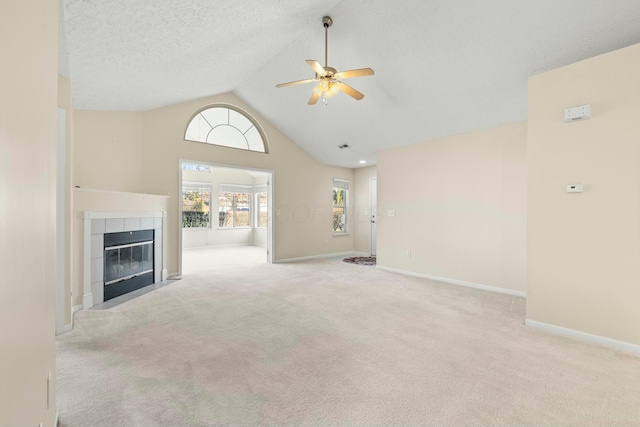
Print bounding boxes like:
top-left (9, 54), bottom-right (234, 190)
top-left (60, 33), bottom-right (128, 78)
top-left (60, 0), bottom-right (640, 168)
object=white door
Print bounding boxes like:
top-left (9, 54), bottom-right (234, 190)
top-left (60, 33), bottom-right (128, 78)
top-left (370, 177), bottom-right (377, 256)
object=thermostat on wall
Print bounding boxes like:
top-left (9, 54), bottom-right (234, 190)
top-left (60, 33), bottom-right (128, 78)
top-left (567, 184), bottom-right (583, 193)
top-left (564, 104), bottom-right (591, 122)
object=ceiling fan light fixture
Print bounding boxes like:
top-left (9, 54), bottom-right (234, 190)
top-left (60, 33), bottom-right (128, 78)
top-left (275, 16), bottom-right (374, 105)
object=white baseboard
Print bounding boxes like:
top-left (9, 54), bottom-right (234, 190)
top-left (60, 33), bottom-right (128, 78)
top-left (525, 319), bottom-right (640, 355)
top-left (184, 243), bottom-right (257, 250)
top-left (57, 304), bottom-right (85, 335)
top-left (276, 251), bottom-right (363, 263)
top-left (376, 265), bottom-right (527, 298)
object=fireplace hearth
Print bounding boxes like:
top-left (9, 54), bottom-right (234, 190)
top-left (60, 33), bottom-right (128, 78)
top-left (103, 229), bottom-right (154, 301)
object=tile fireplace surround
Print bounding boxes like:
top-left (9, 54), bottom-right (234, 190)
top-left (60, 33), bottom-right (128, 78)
top-left (83, 211), bottom-right (168, 309)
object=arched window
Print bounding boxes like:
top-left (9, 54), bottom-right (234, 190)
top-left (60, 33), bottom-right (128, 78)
top-left (184, 105), bottom-right (268, 153)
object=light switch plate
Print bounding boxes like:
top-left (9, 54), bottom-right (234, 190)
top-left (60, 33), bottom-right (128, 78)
top-left (567, 184), bottom-right (583, 193)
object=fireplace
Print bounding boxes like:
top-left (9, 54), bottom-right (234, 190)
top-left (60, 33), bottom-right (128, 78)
top-left (103, 230), bottom-right (154, 301)
top-left (83, 211), bottom-right (167, 309)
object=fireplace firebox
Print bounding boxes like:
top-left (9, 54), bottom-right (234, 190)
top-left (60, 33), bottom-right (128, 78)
top-left (103, 230), bottom-right (154, 301)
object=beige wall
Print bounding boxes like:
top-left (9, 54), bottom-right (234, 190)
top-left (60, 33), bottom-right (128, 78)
top-left (71, 189), bottom-right (170, 307)
top-left (527, 44), bottom-right (640, 345)
top-left (70, 93), bottom-right (354, 302)
top-left (140, 93), bottom-right (354, 271)
top-left (74, 110), bottom-right (145, 192)
top-left (58, 75), bottom-right (74, 325)
top-left (0, 0), bottom-right (58, 425)
top-left (377, 122), bottom-right (527, 293)
top-left (353, 166), bottom-right (377, 254)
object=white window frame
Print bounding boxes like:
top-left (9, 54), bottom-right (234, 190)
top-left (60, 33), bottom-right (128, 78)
top-left (332, 179), bottom-right (349, 234)
top-left (184, 104), bottom-right (269, 153)
top-left (218, 184), bottom-right (253, 229)
top-left (182, 181), bottom-right (213, 229)
top-left (255, 184), bottom-right (268, 229)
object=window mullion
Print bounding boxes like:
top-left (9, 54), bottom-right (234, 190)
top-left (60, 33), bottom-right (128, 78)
top-left (233, 193), bottom-right (237, 227)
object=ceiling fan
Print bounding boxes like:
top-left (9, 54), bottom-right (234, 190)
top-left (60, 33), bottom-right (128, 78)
top-left (276, 16), bottom-right (374, 105)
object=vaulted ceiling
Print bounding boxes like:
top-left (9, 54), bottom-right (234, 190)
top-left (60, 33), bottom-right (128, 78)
top-left (59, 0), bottom-right (640, 168)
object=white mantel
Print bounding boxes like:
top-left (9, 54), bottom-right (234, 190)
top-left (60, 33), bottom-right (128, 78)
top-left (83, 211), bottom-right (168, 309)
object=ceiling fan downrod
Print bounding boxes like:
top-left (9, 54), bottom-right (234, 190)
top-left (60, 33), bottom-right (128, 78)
top-left (323, 16), bottom-right (332, 68)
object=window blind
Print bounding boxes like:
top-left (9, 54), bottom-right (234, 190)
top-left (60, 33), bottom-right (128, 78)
top-left (254, 184), bottom-right (267, 193)
top-left (333, 179), bottom-right (349, 190)
top-left (219, 183), bottom-right (254, 193)
top-left (182, 181), bottom-right (213, 192)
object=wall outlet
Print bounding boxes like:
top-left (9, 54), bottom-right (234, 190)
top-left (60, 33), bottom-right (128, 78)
top-left (388, 210), bottom-right (396, 217)
top-left (406, 250), bottom-right (411, 258)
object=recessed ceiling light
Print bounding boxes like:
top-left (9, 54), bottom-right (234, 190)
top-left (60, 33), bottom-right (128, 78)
top-left (359, 160), bottom-right (366, 164)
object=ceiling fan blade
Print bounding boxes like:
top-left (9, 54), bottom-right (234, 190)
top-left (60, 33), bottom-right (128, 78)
top-left (306, 59), bottom-right (327, 76)
top-left (335, 68), bottom-right (375, 80)
top-left (337, 82), bottom-right (365, 100)
top-left (308, 89), bottom-right (321, 105)
top-left (276, 78), bottom-right (316, 88)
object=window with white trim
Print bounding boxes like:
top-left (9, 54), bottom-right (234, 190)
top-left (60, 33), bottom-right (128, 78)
top-left (181, 163), bottom-right (212, 172)
top-left (255, 184), bottom-right (268, 228)
top-left (185, 105), bottom-right (268, 153)
top-left (333, 179), bottom-right (349, 233)
top-left (182, 182), bottom-right (212, 228)
top-left (218, 184), bottom-right (252, 228)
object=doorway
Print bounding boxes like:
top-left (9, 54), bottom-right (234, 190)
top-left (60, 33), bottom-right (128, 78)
top-left (370, 177), bottom-right (377, 256)
top-left (178, 161), bottom-right (274, 275)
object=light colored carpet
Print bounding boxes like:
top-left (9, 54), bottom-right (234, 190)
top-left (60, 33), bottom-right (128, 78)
top-left (57, 257), bottom-right (640, 426)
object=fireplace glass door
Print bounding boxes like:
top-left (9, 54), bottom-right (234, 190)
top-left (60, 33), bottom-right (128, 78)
top-left (105, 242), bottom-right (153, 285)
top-left (103, 229), bottom-right (155, 301)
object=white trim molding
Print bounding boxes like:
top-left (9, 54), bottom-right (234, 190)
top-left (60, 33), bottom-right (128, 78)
top-left (376, 265), bottom-right (527, 298)
top-left (525, 319), bottom-right (640, 355)
top-left (83, 211), bottom-right (165, 220)
top-left (276, 251), bottom-right (364, 263)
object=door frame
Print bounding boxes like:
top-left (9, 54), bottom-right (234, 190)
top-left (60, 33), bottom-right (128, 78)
top-left (177, 160), bottom-right (275, 276)
top-left (369, 177), bottom-right (377, 256)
